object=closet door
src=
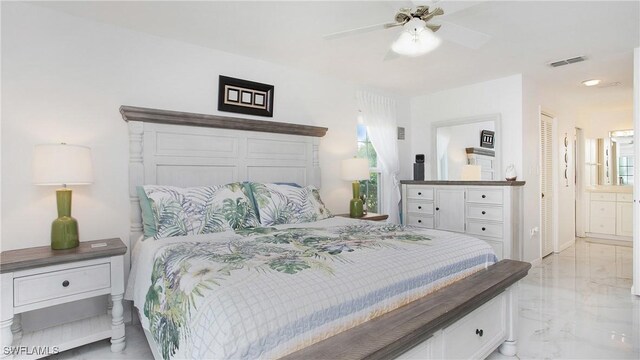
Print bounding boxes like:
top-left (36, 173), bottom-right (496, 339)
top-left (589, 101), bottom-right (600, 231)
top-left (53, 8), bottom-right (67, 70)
top-left (435, 188), bottom-right (465, 232)
top-left (541, 114), bottom-right (554, 257)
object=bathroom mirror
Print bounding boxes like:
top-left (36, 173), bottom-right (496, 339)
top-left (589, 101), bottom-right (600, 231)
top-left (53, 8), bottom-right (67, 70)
top-left (432, 114), bottom-right (502, 181)
top-left (585, 130), bottom-right (634, 186)
top-left (611, 130), bottom-right (634, 185)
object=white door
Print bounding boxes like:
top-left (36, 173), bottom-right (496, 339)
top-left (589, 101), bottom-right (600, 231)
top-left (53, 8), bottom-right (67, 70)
top-left (541, 114), bottom-right (554, 257)
top-left (435, 189), bottom-right (465, 232)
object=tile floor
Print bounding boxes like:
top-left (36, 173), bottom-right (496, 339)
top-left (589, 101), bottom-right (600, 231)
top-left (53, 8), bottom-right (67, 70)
top-left (46, 238), bottom-right (638, 360)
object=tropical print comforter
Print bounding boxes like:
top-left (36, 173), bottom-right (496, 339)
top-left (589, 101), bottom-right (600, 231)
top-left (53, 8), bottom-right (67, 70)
top-left (125, 217), bottom-right (497, 360)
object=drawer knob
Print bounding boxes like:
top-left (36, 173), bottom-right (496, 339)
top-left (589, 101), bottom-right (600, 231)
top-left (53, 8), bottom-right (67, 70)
top-left (482, 227), bottom-right (486, 231)
top-left (476, 329), bottom-right (484, 337)
top-left (436, 207), bottom-right (440, 211)
top-left (418, 206), bottom-right (422, 210)
top-left (481, 195), bottom-right (486, 199)
top-left (481, 211), bottom-right (486, 215)
top-left (418, 192), bottom-right (422, 196)
top-left (418, 220), bottom-right (422, 223)
top-left (62, 280), bottom-right (70, 287)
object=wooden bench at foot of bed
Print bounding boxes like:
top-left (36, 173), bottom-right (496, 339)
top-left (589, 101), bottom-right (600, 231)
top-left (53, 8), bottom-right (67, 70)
top-left (282, 259), bottom-right (531, 360)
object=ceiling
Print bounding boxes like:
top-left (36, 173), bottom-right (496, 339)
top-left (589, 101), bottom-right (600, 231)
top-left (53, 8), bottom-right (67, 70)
top-left (33, 1), bottom-right (640, 107)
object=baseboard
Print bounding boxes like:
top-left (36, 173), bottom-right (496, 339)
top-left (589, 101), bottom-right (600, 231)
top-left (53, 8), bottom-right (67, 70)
top-left (585, 232), bottom-right (632, 241)
top-left (556, 240), bottom-right (574, 253)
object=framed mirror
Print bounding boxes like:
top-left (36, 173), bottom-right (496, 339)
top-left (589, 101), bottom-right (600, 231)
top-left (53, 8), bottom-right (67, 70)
top-left (431, 114), bottom-right (502, 181)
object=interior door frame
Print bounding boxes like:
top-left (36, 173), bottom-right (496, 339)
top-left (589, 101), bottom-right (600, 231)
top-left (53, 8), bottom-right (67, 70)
top-left (575, 127), bottom-right (586, 237)
top-left (632, 47), bottom-right (639, 296)
top-left (540, 110), bottom-right (558, 257)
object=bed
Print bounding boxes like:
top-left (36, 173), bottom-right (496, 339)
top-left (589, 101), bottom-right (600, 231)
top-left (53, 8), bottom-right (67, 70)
top-left (121, 106), bottom-right (531, 360)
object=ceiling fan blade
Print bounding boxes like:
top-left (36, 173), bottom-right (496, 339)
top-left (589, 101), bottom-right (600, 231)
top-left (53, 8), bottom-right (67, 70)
top-left (426, 24), bottom-right (441, 33)
top-left (435, 20), bottom-right (490, 49)
top-left (384, 22), bottom-right (404, 29)
top-left (421, 7), bottom-right (444, 22)
top-left (413, 0), bottom-right (486, 17)
top-left (323, 22), bottom-right (395, 40)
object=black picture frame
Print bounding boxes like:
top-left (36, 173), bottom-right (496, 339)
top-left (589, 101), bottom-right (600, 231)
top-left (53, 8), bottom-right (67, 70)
top-left (480, 130), bottom-right (495, 148)
top-left (218, 76), bottom-right (274, 117)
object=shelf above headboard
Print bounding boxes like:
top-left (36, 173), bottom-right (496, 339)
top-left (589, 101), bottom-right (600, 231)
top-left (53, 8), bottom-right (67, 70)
top-left (120, 105), bottom-right (328, 137)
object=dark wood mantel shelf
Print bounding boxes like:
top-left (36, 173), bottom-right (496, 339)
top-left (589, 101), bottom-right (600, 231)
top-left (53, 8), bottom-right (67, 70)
top-left (120, 105), bottom-right (328, 137)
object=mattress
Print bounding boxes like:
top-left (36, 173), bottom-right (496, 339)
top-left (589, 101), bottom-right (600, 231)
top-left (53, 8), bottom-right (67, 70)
top-left (125, 217), bottom-right (497, 360)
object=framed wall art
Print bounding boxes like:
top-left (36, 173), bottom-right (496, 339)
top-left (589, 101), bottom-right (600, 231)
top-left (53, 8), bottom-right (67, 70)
top-left (218, 75), bottom-right (274, 117)
top-left (480, 130), bottom-right (495, 149)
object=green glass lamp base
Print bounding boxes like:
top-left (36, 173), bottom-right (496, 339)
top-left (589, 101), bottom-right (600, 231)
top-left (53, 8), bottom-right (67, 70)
top-left (349, 181), bottom-right (364, 218)
top-left (51, 217), bottom-right (79, 250)
top-left (349, 198), bottom-right (364, 218)
top-left (51, 188), bottom-right (79, 250)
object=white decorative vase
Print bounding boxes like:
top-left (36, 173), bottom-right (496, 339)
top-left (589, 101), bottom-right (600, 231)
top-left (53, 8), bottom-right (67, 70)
top-left (505, 165), bottom-right (517, 181)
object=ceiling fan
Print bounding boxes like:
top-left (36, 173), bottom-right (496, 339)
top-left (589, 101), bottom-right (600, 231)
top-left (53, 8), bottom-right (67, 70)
top-left (323, 1), bottom-right (491, 58)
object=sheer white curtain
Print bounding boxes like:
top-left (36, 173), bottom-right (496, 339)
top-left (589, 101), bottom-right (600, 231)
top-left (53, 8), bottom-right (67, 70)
top-left (356, 91), bottom-right (401, 224)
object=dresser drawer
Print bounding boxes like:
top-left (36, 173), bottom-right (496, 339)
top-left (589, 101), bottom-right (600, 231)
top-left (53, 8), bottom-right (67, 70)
top-left (467, 221), bottom-right (503, 239)
top-left (14, 263), bottom-right (111, 307)
top-left (406, 201), bottom-right (434, 215)
top-left (443, 293), bottom-right (506, 359)
top-left (590, 192), bottom-right (616, 201)
top-left (467, 189), bottom-right (503, 204)
top-left (589, 216), bottom-right (615, 235)
top-left (466, 205), bottom-right (503, 221)
top-left (590, 201), bottom-right (616, 219)
top-left (616, 193), bottom-right (633, 203)
top-left (406, 215), bottom-right (434, 228)
top-left (406, 187), bottom-right (434, 200)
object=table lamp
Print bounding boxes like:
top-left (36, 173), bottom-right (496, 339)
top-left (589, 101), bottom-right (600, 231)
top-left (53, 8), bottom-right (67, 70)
top-left (461, 164), bottom-right (482, 181)
top-left (341, 157), bottom-right (370, 218)
top-left (33, 143), bottom-right (93, 249)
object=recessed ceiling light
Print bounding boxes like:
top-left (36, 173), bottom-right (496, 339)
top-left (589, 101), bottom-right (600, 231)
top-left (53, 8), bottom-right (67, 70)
top-left (582, 79), bottom-right (601, 87)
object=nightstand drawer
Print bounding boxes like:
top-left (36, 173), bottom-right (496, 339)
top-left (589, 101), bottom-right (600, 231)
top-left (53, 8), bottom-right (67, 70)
top-left (14, 263), bottom-right (111, 307)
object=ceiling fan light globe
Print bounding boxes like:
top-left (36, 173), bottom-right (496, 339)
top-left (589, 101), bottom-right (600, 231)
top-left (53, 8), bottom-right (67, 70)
top-left (391, 26), bottom-right (441, 57)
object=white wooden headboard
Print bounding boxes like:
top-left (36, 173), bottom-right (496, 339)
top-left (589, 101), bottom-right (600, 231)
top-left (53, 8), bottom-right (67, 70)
top-left (122, 106), bottom-right (327, 251)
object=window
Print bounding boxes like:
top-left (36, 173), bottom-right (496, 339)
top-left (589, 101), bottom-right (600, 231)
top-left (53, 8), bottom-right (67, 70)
top-left (357, 124), bottom-right (381, 213)
top-left (618, 156), bottom-right (634, 185)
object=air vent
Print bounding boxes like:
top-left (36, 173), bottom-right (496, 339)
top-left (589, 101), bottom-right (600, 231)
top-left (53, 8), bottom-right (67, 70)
top-left (548, 56), bottom-right (587, 68)
top-left (397, 127), bottom-right (406, 140)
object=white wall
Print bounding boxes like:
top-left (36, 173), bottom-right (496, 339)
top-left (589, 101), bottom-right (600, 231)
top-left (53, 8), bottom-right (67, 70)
top-left (410, 74), bottom-right (523, 180)
top-left (523, 77), bottom-right (580, 261)
top-left (1, 2), bottom-right (411, 327)
top-left (1, 1), bottom-right (411, 253)
top-left (577, 106), bottom-right (633, 139)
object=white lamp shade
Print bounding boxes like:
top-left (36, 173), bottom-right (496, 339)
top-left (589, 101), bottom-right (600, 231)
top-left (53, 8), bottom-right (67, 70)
top-left (33, 144), bottom-right (93, 185)
top-left (460, 165), bottom-right (482, 181)
top-left (341, 158), bottom-right (370, 181)
top-left (391, 18), bottom-right (441, 57)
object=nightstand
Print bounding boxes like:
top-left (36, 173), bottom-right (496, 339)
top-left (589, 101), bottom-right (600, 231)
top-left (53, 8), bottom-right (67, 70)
top-left (0, 238), bottom-right (127, 359)
top-left (335, 212), bottom-right (389, 221)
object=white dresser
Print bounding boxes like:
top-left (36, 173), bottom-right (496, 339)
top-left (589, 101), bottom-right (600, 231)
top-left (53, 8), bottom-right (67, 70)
top-left (401, 181), bottom-right (525, 260)
top-left (585, 187), bottom-right (633, 241)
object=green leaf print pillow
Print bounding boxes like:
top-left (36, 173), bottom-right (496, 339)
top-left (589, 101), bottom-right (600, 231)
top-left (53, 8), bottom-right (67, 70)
top-left (247, 182), bottom-right (332, 226)
top-left (143, 183), bottom-right (259, 239)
